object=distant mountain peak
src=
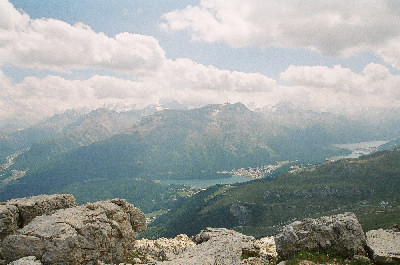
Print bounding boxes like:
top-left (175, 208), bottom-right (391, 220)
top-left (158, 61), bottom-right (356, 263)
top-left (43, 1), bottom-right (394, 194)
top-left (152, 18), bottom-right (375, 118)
top-left (271, 101), bottom-right (297, 113)
top-left (159, 98), bottom-right (187, 110)
top-left (223, 102), bottom-right (249, 110)
top-left (85, 108), bottom-right (116, 117)
top-left (255, 101), bottom-right (316, 116)
top-left (199, 102), bottom-right (251, 116)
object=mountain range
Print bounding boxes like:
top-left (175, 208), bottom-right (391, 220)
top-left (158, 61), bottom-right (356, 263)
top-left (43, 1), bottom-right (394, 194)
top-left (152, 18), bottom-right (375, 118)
top-left (0, 102), bottom-right (396, 210)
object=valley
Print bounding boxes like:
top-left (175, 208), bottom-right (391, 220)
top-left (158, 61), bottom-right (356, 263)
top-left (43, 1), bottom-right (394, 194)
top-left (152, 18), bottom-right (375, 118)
top-left (0, 150), bottom-right (23, 172)
top-left (0, 103), bottom-right (399, 238)
top-left (0, 103), bottom-right (357, 201)
top-left (143, 148), bottom-right (400, 239)
top-left (160, 161), bottom-right (293, 187)
top-left (0, 151), bottom-right (27, 183)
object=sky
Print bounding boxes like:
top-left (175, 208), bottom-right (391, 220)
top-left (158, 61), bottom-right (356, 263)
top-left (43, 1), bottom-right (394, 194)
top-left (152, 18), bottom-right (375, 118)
top-left (1, 0), bottom-right (400, 127)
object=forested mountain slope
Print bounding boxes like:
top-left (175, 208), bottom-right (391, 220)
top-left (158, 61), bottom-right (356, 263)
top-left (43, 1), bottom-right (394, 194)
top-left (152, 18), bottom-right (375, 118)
top-left (145, 148), bottom-right (400, 239)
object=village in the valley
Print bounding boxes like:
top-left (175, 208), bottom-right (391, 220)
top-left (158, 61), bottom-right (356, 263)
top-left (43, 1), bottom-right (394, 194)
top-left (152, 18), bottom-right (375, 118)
top-left (221, 161), bottom-right (290, 179)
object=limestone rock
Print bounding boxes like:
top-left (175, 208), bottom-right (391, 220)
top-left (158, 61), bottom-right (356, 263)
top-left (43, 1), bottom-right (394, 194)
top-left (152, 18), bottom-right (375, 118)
top-left (0, 194), bottom-right (77, 242)
top-left (160, 228), bottom-right (245, 265)
top-left (1, 199), bottom-right (146, 265)
top-left (240, 236), bottom-right (277, 265)
top-left (0, 204), bottom-right (19, 240)
top-left (158, 228), bottom-right (276, 265)
top-left (132, 234), bottom-right (195, 262)
top-left (275, 212), bottom-right (366, 259)
top-left (366, 229), bottom-right (400, 264)
top-left (8, 256), bottom-right (42, 265)
top-left (252, 237), bottom-right (278, 263)
top-left (5, 194), bottom-right (77, 227)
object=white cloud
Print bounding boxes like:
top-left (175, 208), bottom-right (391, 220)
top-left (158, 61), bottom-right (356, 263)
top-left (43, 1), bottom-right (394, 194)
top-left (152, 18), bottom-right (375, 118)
top-left (0, 74), bottom-right (144, 126)
top-left (377, 37), bottom-right (400, 71)
top-left (0, 71), bottom-right (13, 121)
top-left (280, 65), bottom-right (365, 93)
top-left (2, 63), bottom-right (400, 126)
top-left (0, 0), bottom-right (166, 74)
top-left (146, 58), bottom-right (277, 92)
top-left (0, 58), bottom-right (280, 126)
top-left (1, 0), bottom-right (400, 126)
top-left (0, 0), bottom-right (29, 31)
top-left (281, 63), bottom-right (400, 96)
top-left (280, 63), bottom-right (400, 113)
top-left (162, 0), bottom-right (400, 70)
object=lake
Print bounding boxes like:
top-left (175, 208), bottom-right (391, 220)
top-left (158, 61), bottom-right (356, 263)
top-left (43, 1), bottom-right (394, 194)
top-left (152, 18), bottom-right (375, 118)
top-left (161, 140), bottom-right (389, 187)
top-left (329, 140), bottom-right (388, 160)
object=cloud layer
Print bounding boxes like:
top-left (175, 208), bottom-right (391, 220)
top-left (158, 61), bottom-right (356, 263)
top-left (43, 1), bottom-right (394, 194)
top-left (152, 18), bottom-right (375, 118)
top-left (0, 0), bottom-right (282, 126)
top-left (2, 62), bottom-right (399, 127)
top-left (162, 0), bottom-right (400, 70)
top-left (0, 0), bottom-right (166, 74)
top-left (280, 63), bottom-right (400, 113)
top-left (1, 0), bottom-right (400, 127)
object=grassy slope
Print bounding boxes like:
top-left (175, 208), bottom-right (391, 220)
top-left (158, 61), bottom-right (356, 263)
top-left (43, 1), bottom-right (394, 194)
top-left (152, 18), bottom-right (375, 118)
top-left (55, 178), bottom-right (188, 213)
top-left (144, 149), bottom-right (400, 239)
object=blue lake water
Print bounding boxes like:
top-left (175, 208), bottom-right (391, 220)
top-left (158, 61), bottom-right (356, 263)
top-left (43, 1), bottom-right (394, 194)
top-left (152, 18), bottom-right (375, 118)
top-left (329, 140), bottom-right (388, 160)
top-left (161, 140), bottom-right (388, 187)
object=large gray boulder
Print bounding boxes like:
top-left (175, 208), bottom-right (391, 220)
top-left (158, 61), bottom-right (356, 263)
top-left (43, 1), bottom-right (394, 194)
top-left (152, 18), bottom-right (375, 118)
top-left (0, 194), bottom-right (76, 241)
top-left (168, 227), bottom-right (250, 265)
top-left (5, 194), bottom-right (77, 226)
top-left (366, 229), bottom-right (400, 264)
top-left (1, 198), bottom-right (146, 265)
top-left (157, 228), bottom-right (277, 265)
top-left (275, 212), bottom-right (366, 259)
top-left (132, 234), bottom-right (196, 263)
top-left (0, 204), bottom-right (19, 241)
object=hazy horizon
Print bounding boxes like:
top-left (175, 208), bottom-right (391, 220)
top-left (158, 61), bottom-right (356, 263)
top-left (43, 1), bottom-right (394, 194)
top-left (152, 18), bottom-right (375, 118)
top-left (1, 0), bottom-right (400, 127)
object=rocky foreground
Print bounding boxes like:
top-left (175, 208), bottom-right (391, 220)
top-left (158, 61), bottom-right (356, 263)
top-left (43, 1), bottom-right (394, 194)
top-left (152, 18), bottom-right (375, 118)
top-left (0, 194), bottom-right (399, 265)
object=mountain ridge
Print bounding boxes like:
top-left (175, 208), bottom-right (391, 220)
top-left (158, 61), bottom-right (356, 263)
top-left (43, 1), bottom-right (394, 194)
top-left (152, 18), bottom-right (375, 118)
top-left (144, 147), bottom-right (400, 239)
top-left (0, 102), bottom-right (393, 211)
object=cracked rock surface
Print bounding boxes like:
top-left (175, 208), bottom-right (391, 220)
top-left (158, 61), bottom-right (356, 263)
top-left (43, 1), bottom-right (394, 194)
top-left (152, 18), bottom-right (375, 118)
top-left (133, 234), bottom-right (196, 262)
top-left (0, 204), bottom-right (19, 241)
top-left (0, 194), bottom-right (76, 241)
top-left (366, 229), bottom-right (400, 264)
top-left (275, 212), bottom-right (366, 259)
top-left (152, 228), bottom-right (277, 265)
top-left (5, 194), bottom-right (77, 227)
top-left (1, 198), bottom-right (146, 265)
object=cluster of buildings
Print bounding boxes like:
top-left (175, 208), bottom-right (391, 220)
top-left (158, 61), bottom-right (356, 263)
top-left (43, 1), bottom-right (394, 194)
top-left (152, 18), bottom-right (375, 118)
top-left (225, 161), bottom-right (289, 179)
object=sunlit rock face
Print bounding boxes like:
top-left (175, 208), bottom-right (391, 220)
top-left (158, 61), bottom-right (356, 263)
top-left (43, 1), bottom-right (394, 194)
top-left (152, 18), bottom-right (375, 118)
top-left (275, 212), bottom-right (366, 259)
top-left (0, 197), bottom-right (146, 265)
